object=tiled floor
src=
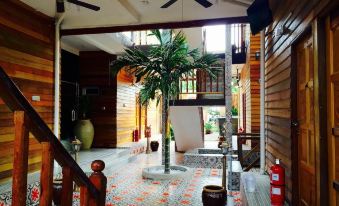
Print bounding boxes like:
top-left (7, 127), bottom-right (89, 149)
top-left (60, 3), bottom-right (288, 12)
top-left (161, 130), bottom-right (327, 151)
top-left (72, 142), bottom-right (241, 206)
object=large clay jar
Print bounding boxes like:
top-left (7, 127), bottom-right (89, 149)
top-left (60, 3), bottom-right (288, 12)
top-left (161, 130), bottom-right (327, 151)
top-left (74, 119), bottom-right (94, 150)
top-left (202, 185), bottom-right (227, 206)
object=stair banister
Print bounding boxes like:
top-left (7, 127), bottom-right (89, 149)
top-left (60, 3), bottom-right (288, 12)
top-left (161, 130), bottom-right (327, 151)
top-left (0, 67), bottom-right (106, 205)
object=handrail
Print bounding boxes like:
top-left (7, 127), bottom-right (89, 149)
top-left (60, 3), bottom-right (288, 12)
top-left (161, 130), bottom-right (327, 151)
top-left (236, 133), bottom-right (260, 171)
top-left (0, 67), bottom-right (101, 202)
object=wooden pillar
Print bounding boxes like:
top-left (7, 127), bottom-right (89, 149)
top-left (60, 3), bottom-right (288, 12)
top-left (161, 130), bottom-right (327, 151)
top-left (12, 111), bottom-right (29, 206)
top-left (89, 160), bottom-right (107, 206)
top-left (80, 160), bottom-right (107, 206)
top-left (40, 142), bottom-right (54, 206)
top-left (61, 166), bottom-right (74, 206)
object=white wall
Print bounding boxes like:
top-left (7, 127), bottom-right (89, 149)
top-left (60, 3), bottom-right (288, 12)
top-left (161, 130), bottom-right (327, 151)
top-left (170, 106), bottom-right (204, 151)
top-left (181, 27), bottom-right (203, 51)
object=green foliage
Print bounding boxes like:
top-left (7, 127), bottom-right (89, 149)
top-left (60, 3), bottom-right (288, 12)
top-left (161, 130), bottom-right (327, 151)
top-left (111, 29), bottom-right (219, 106)
top-left (204, 122), bottom-right (213, 130)
top-left (170, 125), bottom-right (175, 141)
top-left (231, 106), bottom-right (238, 116)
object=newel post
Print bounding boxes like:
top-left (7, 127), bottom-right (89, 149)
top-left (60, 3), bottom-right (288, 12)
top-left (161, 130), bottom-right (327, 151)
top-left (88, 160), bottom-right (107, 206)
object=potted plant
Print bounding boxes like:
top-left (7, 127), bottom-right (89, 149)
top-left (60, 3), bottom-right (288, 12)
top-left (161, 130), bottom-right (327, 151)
top-left (111, 29), bottom-right (218, 174)
top-left (231, 106), bottom-right (238, 134)
top-left (204, 122), bottom-right (213, 134)
top-left (73, 95), bottom-right (94, 150)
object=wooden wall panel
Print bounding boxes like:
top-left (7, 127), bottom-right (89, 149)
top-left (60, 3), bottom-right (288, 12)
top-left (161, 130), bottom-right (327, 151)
top-left (116, 70), bottom-right (137, 145)
top-left (79, 51), bottom-right (117, 148)
top-left (240, 34), bottom-right (261, 133)
top-left (0, 1), bottom-right (54, 182)
top-left (264, 0), bottom-right (333, 203)
top-left (249, 35), bottom-right (261, 133)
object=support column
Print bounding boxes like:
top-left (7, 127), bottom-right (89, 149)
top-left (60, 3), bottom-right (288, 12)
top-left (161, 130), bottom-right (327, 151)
top-left (225, 25), bottom-right (233, 200)
top-left (224, 24), bottom-right (233, 144)
top-left (53, 14), bottom-right (65, 138)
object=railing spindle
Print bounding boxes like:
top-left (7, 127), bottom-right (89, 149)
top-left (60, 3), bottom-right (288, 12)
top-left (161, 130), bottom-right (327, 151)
top-left (40, 142), bottom-right (54, 206)
top-left (61, 166), bottom-right (74, 206)
top-left (12, 111), bottom-right (29, 206)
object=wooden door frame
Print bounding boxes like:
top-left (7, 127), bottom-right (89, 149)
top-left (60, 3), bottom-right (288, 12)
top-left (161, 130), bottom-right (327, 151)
top-left (326, 6), bottom-right (339, 205)
top-left (291, 18), bottom-right (329, 205)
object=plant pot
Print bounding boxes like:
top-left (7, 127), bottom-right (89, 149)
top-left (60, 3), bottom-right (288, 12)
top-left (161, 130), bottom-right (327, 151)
top-left (206, 130), bottom-right (212, 134)
top-left (202, 185), bottom-right (227, 206)
top-left (53, 179), bottom-right (63, 206)
top-left (218, 137), bottom-right (226, 148)
top-left (150, 141), bottom-right (159, 152)
top-left (74, 119), bottom-right (94, 150)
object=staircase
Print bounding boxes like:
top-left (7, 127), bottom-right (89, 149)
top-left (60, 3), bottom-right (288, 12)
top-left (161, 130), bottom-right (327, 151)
top-left (0, 67), bottom-right (107, 206)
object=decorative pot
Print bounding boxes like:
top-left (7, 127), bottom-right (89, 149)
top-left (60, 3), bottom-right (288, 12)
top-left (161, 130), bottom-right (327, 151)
top-left (150, 141), bottom-right (159, 152)
top-left (53, 179), bottom-right (63, 206)
top-left (202, 185), bottom-right (227, 206)
top-left (74, 119), bottom-right (94, 150)
top-left (218, 137), bottom-right (226, 148)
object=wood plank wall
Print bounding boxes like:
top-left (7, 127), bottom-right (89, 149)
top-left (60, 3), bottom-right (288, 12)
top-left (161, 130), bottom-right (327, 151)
top-left (0, 1), bottom-right (54, 182)
top-left (264, 0), bottom-right (332, 203)
top-left (249, 35), bottom-right (260, 133)
top-left (240, 34), bottom-right (260, 133)
top-left (116, 70), bottom-right (137, 145)
top-left (240, 62), bottom-right (251, 132)
top-left (79, 51), bottom-right (117, 147)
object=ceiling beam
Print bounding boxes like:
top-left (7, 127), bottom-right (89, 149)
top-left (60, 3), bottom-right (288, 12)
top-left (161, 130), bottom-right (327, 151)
top-left (61, 16), bottom-right (248, 36)
top-left (117, 0), bottom-right (141, 22)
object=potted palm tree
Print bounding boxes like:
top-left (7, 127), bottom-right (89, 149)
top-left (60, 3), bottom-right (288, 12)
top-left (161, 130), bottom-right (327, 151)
top-left (111, 30), bottom-right (218, 174)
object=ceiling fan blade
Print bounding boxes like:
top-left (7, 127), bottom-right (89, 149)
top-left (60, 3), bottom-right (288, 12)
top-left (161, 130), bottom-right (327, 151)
top-left (67, 0), bottom-right (100, 11)
top-left (161, 0), bottom-right (178, 8)
top-left (195, 0), bottom-right (213, 8)
top-left (56, 0), bottom-right (65, 13)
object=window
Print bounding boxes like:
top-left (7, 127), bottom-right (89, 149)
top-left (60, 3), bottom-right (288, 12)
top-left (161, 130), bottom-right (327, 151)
top-left (204, 25), bottom-right (225, 53)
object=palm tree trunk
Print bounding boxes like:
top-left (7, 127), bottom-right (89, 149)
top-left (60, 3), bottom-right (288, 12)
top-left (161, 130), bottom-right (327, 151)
top-left (161, 95), bottom-right (170, 174)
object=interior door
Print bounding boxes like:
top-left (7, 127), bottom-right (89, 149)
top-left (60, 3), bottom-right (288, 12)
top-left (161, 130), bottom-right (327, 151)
top-left (296, 34), bottom-right (317, 206)
top-left (327, 14), bottom-right (339, 206)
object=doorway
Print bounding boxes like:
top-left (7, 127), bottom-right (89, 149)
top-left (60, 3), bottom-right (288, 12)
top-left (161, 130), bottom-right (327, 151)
top-left (294, 33), bottom-right (317, 205)
top-left (60, 50), bottom-right (79, 140)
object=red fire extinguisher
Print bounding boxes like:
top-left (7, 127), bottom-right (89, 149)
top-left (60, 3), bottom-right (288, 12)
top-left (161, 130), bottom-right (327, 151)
top-left (270, 159), bottom-right (285, 206)
top-left (133, 129), bottom-right (139, 142)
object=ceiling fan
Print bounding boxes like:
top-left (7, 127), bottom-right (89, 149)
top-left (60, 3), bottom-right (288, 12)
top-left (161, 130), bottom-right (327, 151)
top-left (161, 0), bottom-right (213, 8)
top-left (56, 0), bottom-right (100, 13)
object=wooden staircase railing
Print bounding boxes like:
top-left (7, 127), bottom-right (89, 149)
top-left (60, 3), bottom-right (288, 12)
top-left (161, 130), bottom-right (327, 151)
top-left (236, 133), bottom-right (260, 171)
top-left (0, 67), bottom-right (107, 206)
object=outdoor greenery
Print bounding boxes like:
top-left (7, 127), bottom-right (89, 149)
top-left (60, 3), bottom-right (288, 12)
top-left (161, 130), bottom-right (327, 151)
top-left (170, 125), bottom-right (175, 141)
top-left (111, 29), bottom-right (218, 173)
top-left (204, 122), bottom-right (213, 134)
top-left (231, 106), bottom-right (238, 116)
